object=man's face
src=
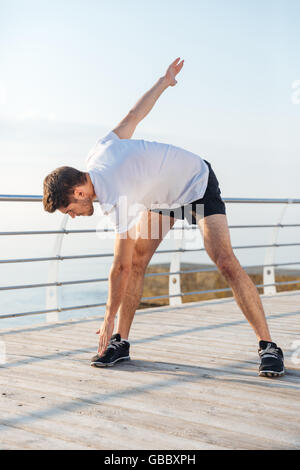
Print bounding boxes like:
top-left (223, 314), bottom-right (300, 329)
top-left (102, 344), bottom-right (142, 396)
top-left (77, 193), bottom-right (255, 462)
top-left (60, 197), bottom-right (94, 219)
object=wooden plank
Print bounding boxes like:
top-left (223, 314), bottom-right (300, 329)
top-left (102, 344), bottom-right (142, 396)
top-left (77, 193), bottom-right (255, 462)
top-left (0, 292), bottom-right (299, 449)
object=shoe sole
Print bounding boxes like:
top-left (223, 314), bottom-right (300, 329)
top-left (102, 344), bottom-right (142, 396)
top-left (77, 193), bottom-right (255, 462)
top-left (90, 356), bottom-right (130, 368)
top-left (259, 369), bottom-right (285, 378)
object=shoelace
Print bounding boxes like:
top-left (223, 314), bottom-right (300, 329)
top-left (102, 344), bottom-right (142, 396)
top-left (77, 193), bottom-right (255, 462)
top-left (107, 342), bottom-right (119, 350)
top-left (260, 344), bottom-right (280, 359)
top-left (107, 341), bottom-right (127, 351)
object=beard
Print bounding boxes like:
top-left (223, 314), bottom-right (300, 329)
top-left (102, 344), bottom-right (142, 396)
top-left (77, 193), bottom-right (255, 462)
top-left (79, 197), bottom-right (94, 216)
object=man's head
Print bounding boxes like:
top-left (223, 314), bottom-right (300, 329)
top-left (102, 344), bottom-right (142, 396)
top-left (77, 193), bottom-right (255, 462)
top-left (43, 166), bottom-right (96, 218)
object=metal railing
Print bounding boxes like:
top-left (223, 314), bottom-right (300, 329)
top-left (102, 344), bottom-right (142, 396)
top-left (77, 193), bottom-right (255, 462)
top-left (1, 195), bottom-right (300, 322)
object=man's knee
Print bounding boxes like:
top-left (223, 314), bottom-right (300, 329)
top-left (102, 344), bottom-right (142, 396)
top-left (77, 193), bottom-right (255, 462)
top-left (214, 252), bottom-right (240, 280)
top-left (131, 246), bottom-right (151, 274)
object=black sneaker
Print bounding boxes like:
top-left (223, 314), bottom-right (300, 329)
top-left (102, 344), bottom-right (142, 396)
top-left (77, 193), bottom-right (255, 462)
top-left (258, 341), bottom-right (285, 377)
top-left (91, 334), bottom-right (130, 368)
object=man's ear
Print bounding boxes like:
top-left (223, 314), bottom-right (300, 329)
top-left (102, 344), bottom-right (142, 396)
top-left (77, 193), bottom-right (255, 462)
top-left (73, 186), bottom-right (85, 199)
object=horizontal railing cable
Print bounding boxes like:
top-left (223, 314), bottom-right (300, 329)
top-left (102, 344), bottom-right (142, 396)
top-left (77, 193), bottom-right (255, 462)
top-left (2, 195), bottom-right (300, 204)
top-left (2, 279), bottom-right (300, 320)
top-left (1, 261), bottom-right (300, 292)
top-left (1, 242), bottom-right (300, 265)
top-left (1, 223), bottom-right (300, 237)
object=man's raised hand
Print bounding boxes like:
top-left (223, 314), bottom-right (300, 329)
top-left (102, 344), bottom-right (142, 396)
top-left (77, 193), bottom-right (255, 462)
top-left (164, 57), bottom-right (184, 87)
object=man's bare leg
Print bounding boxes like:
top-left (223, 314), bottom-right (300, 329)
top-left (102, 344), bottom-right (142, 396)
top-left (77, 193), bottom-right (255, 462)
top-left (117, 211), bottom-right (175, 339)
top-left (197, 214), bottom-right (272, 342)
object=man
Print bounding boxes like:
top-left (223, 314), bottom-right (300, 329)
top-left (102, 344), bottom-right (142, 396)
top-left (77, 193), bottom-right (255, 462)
top-left (43, 58), bottom-right (284, 377)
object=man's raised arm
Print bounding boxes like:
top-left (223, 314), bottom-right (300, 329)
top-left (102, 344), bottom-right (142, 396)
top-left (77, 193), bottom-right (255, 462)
top-left (112, 57), bottom-right (184, 139)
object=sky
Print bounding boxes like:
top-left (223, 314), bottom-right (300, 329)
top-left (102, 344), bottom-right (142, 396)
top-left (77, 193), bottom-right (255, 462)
top-left (0, 0), bottom-right (300, 198)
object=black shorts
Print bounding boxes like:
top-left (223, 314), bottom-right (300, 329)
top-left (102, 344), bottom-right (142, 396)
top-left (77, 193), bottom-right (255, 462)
top-left (150, 160), bottom-right (226, 224)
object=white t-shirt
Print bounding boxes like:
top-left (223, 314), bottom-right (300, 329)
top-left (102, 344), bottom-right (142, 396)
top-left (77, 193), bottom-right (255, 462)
top-left (86, 131), bottom-right (209, 233)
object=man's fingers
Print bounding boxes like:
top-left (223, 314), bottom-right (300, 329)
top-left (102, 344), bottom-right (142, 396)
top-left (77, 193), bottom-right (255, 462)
top-left (176, 60), bottom-right (184, 71)
top-left (172, 57), bottom-right (183, 68)
top-left (98, 335), bottom-right (108, 355)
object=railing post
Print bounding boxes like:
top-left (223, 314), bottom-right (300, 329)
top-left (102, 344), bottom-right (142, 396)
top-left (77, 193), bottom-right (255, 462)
top-left (45, 215), bottom-right (68, 322)
top-left (263, 202), bottom-right (290, 295)
top-left (169, 229), bottom-right (184, 306)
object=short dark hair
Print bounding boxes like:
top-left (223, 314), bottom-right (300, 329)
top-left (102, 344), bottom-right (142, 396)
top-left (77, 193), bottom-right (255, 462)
top-left (43, 166), bottom-right (87, 213)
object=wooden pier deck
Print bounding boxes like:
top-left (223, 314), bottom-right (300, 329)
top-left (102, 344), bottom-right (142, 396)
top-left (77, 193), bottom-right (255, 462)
top-left (1, 291), bottom-right (300, 450)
